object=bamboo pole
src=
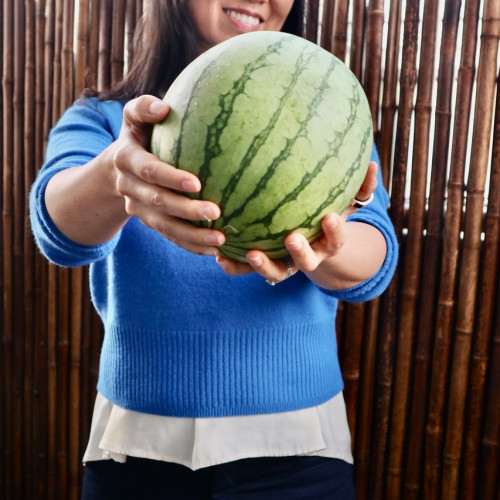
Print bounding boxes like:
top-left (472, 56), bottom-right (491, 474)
top-left (52, 0), bottom-right (63, 121)
top-left (462, 69), bottom-right (500, 500)
top-left (2, 0), bottom-right (14, 496)
top-left (111, 0), bottom-right (126, 87)
top-left (378, 0), bottom-right (402, 187)
top-left (61, 0), bottom-right (74, 108)
top-left (0, 0), bottom-right (5, 492)
top-left (33, 0), bottom-right (48, 494)
top-left (75, 0), bottom-right (90, 96)
top-left (299, 0), bottom-right (320, 42)
top-left (369, 1), bottom-right (419, 495)
top-left (363, 0), bottom-right (385, 131)
top-left (88, 0), bottom-right (100, 91)
top-left (23, 1), bottom-right (37, 497)
top-left (56, 269), bottom-right (70, 500)
top-left (79, 275), bottom-right (94, 459)
top-left (35, 0), bottom-right (46, 165)
top-left (125, 0), bottom-right (137, 71)
top-left (386, 0), bottom-right (440, 497)
top-left (340, 302), bottom-right (366, 445)
top-left (69, 268), bottom-right (83, 500)
top-left (34, 1), bottom-right (49, 498)
top-left (352, 298), bottom-right (380, 500)
top-left (12, 0), bottom-right (27, 496)
top-left (332, 0), bottom-right (349, 61)
top-left (389, 0), bottom-right (419, 236)
top-left (370, 268), bottom-right (400, 499)
top-left (320, 0), bottom-right (336, 52)
top-left (441, 1), bottom-right (500, 496)
top-left (47, 259), bottom-right (58, 500)
top-left (43, 0), bottom-right (55, 142)
top-left (43, 1), bottom-right (59, 496)
top-left (97, 0), bottom-right (112, 91)
top-left (477, 274), bottom-right (500, 499)
top-left (422, 0), bottom-right (481, 496)
top-left (404, 0), bottom-right (461, 499)
top-left (349, 0), bottom-right (365, 80)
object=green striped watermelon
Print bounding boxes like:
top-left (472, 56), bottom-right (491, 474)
top-left (151, 31), bottom-right (373, 262)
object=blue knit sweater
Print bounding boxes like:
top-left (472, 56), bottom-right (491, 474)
top-left (30, 98), bottom-right (398, 418)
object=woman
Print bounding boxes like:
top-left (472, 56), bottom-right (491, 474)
top-left (30, 1), bottom-right (398, 498)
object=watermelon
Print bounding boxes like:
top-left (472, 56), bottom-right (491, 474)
top-left (151, 31), bottom-right (373, 262)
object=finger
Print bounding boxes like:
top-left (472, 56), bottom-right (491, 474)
top-left (285, 214), bottom-right (345, 272)
top-left (355, 161), bottom-right (378, 202)
top-left (121, 96), bottom-right (169, 150)
top-left (285, 233), bottom-right (320, 273)
top-left (116, 164), bottom-right (219, 222)
top-left (113, 143), bottom-right (203, 195)
top-left (215, 256), bottom-right (254, 275)
top-left (118, 176), bottom-right (221, 222)
top-left (123, 95), bottom-right (170, 130)
top-left (320, 213), bottom-right (346, 254)
top-left (136, 210), bottom-right (225, 255)
top-left (246, 251), bottom-right (295, 283)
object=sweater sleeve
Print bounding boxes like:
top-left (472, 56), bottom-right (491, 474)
top-left (29, 98), bottom-right (125, 267)
top-left (321, 146), bottom-right (399, 303)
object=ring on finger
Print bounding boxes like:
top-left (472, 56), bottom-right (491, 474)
top-left (266, 257), bottom-right (294, 286)
top-left (351, 192), bottom-right (374, 209)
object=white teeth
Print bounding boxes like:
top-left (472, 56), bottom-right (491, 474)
top-left (226, 10), bottom-right (260, 26)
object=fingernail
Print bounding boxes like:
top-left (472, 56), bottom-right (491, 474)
top-left (325, 214), bottom-right (338, 230)
top-left (247, 255), bottom-right (263, 267)
top-left (200, 207), bottom-right (219, 221)
top-left (181, 179), bottom-right (200, 192)
top-left (287, 237), bottom-right (303, 252)
top-left (150, 100), bottom-right (167, 115)
top-left (205, 233), bottom-right (223, 245)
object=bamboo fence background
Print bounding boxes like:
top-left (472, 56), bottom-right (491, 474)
top-left (1, 0), bottom-right (499, 498)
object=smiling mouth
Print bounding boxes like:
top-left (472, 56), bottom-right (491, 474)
top-left (224, 8), bottom-right (262, 26)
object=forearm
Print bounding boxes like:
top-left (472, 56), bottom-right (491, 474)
top-left (44, 142), bottom-right (130, 246)
top-left (305, 221), bottom-right (387, 290)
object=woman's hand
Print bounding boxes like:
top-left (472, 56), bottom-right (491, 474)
top-left (45, 95), bottom-right (226, 254)
top-left (216, 161), bottom-right (386, 290)
top-left (113, 95), bottom-right (226, 256)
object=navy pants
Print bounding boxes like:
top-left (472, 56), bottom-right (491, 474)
top-left (82, 455), bottom-right (355, 499)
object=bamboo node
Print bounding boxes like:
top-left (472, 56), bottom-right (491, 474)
top-left (481, 438), bottom-right (500, 449)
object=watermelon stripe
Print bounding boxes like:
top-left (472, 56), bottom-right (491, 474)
top-left (224, 117), bottom-right (372, 246)
top-left (223, 80), bottom-right (364, 238)
top-left (250, 90), bottom-right (368, 236)
top-left (198, 38), bottom-right (288, 202)
top-left (171, 60), bottom-right (219, 167)
top-left (217, 47), bottom-right (317, 211)
top-left (220, 55), bottom-right (340, 228)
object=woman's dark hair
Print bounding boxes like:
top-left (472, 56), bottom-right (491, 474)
top-left (85, 0), bottom-right (304, 101)
top-left (282, 0), bottom-right (304, 37)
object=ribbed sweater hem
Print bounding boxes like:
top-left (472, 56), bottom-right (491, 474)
top-left (97, 320), bottom-right (344, 418)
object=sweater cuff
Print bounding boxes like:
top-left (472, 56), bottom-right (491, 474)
top-left (322, 211), bottom-right (398, 302)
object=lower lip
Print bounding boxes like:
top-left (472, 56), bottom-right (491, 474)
top-left (225, 12), bottom-right (261, 32)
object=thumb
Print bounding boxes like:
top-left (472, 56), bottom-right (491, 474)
top-left (125, 95), bottom-right (170, 123)
top-left (122, 95), bottom-right (170, 144)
